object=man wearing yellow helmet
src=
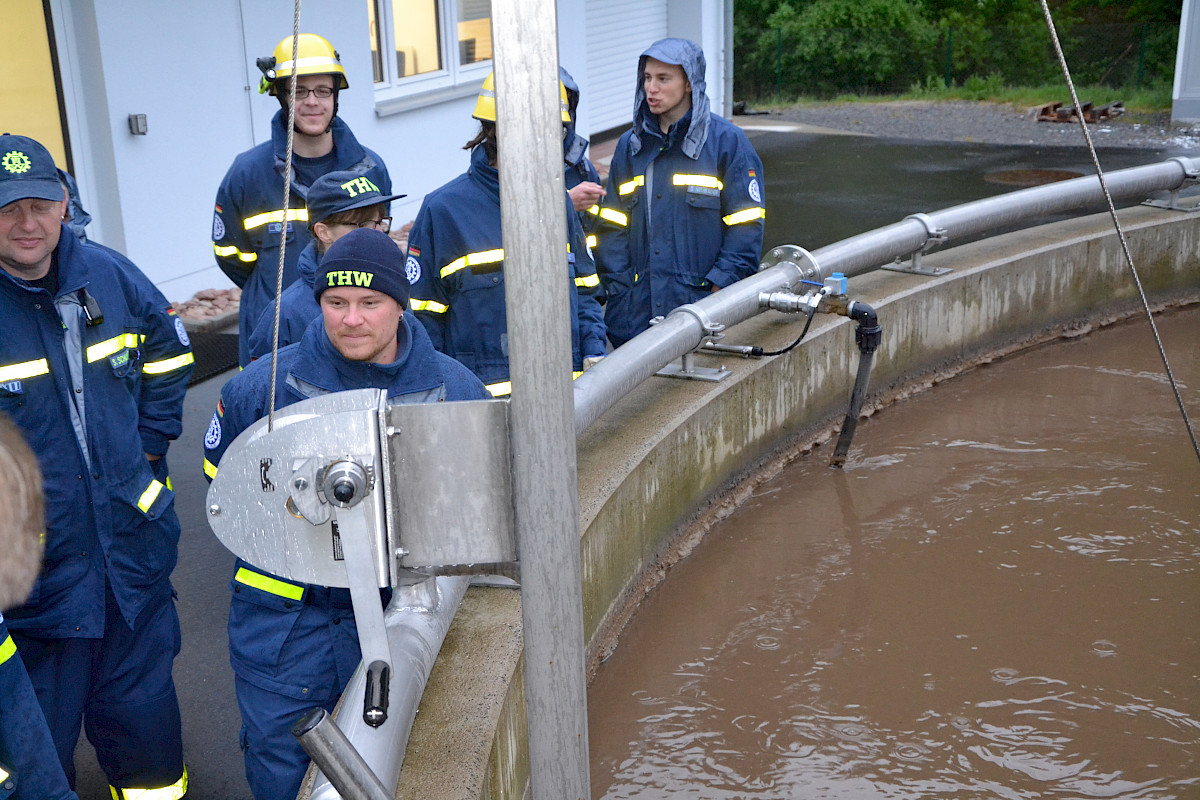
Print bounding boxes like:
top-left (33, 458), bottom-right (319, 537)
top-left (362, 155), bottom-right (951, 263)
top-left (406, 73), bottom-right (608, 397)
top-left (211, 33), bottom-right (394, 368)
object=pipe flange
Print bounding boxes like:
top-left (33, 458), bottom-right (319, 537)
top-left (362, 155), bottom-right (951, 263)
top-left (758, 244), bottom-right (823, 286)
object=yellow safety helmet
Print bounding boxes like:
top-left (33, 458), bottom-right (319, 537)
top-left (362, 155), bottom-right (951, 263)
top-left (258, 33), bottom-right (348, 95)
top-left (472, 72), bottom-right (573, 123)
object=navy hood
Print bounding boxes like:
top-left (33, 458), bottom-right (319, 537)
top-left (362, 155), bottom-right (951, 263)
top-left (560, 67), bottom-right (591, 168)
top-left (630, 38), bottom-right (711, 160)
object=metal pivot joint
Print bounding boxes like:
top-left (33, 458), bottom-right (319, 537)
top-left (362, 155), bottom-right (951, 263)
top-left (654, 305), bottom-right (732, 382)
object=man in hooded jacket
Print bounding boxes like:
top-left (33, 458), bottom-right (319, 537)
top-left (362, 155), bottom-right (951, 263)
top-left (593, 38), bottom-right (766, 347)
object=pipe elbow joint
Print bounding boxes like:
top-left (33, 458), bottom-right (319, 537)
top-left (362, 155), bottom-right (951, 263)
top-left (848, 301), bottom-right (881, 354)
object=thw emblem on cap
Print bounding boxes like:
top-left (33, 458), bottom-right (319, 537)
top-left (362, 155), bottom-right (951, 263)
top-left (2, 151), bottom-right (32, 174)
top-left (326, 270), bottom-right (376, 287)
top-left (341, 176), bottom-right (380, 197)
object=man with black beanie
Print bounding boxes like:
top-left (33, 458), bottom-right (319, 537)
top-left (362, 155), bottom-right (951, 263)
top-left (201, 228), bottom-right (487, 800)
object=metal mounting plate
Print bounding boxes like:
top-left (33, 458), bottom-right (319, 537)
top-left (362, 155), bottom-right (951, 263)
top-left (206, 389), bottom-right (390, 588)
top-left (384, 399), bottom-right (516, 569)
top-left (656, 362), bottom-right (732, 382)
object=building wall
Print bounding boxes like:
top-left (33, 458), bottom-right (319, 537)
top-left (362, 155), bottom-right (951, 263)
top-left (45, 0), bottom-right (729, 303)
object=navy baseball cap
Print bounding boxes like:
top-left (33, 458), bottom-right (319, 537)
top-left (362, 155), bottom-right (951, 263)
top-left (0, 134), bottom-right (65, 208)
top-left (306, 170), bottom-right (405, 227)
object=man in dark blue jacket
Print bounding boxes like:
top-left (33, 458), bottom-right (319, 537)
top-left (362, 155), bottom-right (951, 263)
top-left (407, 74), bottom-right (608, 396)
top-left (212, 33), bottom-right (393, 367)
top-left (593, 38), bottom-right (766, 346)
top-left (245, 170), bottom-right (404, 360)
top-left (0, 134), bottom-right (192, 799)
top-left (203, 228), bottom-right (488, 800)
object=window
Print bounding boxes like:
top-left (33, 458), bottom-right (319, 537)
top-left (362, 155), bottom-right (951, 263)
top-left (370, 0), bottom-right (492, 112)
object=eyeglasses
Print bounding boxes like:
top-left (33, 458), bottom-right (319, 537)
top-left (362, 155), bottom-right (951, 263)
top-left (291, 86), bottom-right (335, 100)
top-left (354, 217), bottom-right (391, 233)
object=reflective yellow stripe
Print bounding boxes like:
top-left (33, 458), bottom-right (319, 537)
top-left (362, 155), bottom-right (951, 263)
top-left (596, 207), bottom-right (627, 227)
top-left (0, 765), bottom-right (8, 784)
top-left (143, 353), bottom-right (195, 375)
top-left (572, 371), bottom-right (583, 379)
top-left (0, 634), bottom-right (16, 666)
top-left (137, 480), bottom-right (164, 513)
top-left (165, 476), bottom-right (173, 491)
top-left (575, 273), bottom-right (600, 288)
top-left (585, 205), bottom-right (602, 217)
top-left (235, 567), bottom-right (304, 601)
top-left (585, 234), bottom-right (597, 249)
top-left (723, 207), bottom-right (766, 226)
top-left (243, 208), bottom-right (309, 231)
top-left (0, 358), bottom-right (50, 383)
top-left (486, 381), bottom-right (512, 397)
top-left (409, 298), bottom-right (449, 314)
top-left (441, 248), bottom-right (505, 279)
top-left (674, 174), bottom-right (723, 190)
top-left (111, 766), bottom-right (188, 800)
top-left (213, 243), bottom-right (258, 263)
top-left (86, 333), bottom-right (139, 363)
top-left (618, 175), bottom-right (644, 195)
top-left (203, 458), bottom-right (218, 479)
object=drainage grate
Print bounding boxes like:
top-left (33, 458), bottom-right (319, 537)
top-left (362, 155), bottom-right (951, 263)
top-left (187, 332), bottom-right (239, 386)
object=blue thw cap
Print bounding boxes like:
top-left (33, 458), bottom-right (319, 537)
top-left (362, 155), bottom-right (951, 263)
top-left (0, 134), bottom-right (65, 209)
top-left (306, 170), bottom-right (405, 227)
top-left (314, 228), bottom-right (410, 308)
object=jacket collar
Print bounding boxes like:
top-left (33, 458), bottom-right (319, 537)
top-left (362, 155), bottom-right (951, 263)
top-left (467, 144), bottom-right (500, 201)
top-left (289, 313), bottom-right (447, 398)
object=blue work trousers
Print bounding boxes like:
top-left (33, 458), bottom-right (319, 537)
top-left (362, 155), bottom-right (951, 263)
top-left (11, 586), bottom-right (184, 793)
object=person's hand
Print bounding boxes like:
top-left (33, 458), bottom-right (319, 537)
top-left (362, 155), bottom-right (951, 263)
top-left (568, 182), bottom-right (606, 212)
top-left (583, 355), bottom-right (605, 371)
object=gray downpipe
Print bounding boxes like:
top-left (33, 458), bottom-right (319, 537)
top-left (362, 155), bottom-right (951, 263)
top-left (306, 576), bottom-right (469, 800)
top-left (574, 156), bottom-right (1200, 435)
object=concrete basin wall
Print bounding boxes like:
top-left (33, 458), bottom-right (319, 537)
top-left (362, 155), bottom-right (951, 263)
top-left (396, 204), bottom-right (1200, 800)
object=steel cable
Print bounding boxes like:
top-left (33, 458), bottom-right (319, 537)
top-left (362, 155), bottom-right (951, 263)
top-left (1039, 0), bottom-right (1200, 468)
top-left (268, 0), bottom-right (302, 431)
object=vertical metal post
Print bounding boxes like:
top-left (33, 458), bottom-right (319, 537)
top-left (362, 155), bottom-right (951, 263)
top-left (492, 4), bottom-right (591, 800)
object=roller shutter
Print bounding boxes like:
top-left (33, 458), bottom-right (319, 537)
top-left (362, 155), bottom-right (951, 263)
top-left (585, 0), bottom-right (669, 133)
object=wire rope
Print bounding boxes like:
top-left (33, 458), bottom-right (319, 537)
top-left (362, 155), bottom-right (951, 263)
top-left (1038, 0), bottom-right (1200, 467)
top-left (267, 0), bottom-right (302, 432)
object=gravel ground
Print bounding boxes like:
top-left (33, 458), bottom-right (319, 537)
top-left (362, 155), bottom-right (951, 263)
top-left (760, 99), bottom-right (1200, 150)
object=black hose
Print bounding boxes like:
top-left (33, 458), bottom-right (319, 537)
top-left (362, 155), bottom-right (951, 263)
top-left (831, 302), bottom-right (881, 467)
top-left (758, 302), bottom-right (819, 357)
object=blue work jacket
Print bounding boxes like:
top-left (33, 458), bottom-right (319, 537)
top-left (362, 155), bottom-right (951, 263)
top-left (594, 38), bottom-right (766, 345)
top-left (407, 145), bottom-right (607, 394)
top-left (0, 619), bottom-right (78, 800)
top-left (0, 229), bottom-right (193, 636)
top-left (212, 111), bottom-right (392, 366)
top-left (245, 240), bottom-right (322, 361)
top-left (202, 314), bottom-right (488, 690)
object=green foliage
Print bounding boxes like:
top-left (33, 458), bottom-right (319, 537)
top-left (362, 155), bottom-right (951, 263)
top-left (762, 0), bottom-right (938, 96)
top-left (735, 0), bottom-right (1182, 105)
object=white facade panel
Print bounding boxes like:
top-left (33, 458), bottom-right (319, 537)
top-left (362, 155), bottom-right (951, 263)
top-left (585, 1), bottom-right (669, 133)
top-left (34, 0), bottom-right (730, 302)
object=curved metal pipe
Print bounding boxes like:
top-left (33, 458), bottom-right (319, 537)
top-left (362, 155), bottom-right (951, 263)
top-left (574, 156), bottom-right (1200, 434)
top-left (308, 575), bottom-right (469, 800)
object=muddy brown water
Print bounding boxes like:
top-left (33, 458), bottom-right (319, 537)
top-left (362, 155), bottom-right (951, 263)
top-left (589, 307), bottom-right (1200, 799)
